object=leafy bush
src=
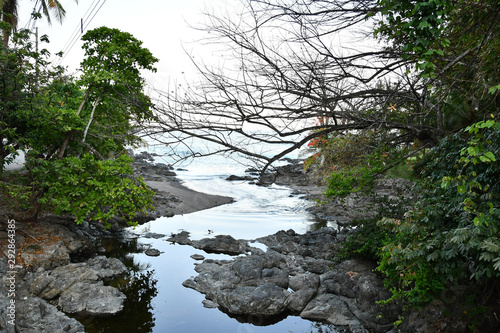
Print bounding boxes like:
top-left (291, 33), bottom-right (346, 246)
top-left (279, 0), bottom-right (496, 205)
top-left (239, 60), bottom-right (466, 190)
top-left (29, 154), bottom-right (154, 227)
top-left (304, 130), bottom-right (410, 198)
top-left (378, 117), bottom-right (500, 305)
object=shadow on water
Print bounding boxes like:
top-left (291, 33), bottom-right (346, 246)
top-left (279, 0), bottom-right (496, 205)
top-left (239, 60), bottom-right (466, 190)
top-left (70, 236), bottom-right (159, 333)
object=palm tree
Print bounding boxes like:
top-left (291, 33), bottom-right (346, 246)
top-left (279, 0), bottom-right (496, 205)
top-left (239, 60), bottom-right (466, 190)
top-left (1, 0), bottom-right (77, 46)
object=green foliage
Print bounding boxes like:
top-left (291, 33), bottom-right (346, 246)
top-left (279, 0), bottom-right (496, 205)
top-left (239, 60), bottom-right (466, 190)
top-left (378, 117), bottom-right (500, 306)
top-left (0, 27), bottom-right (158, 225)
top-left (30, 154), bottom-right (154, 228)
top-left (376, 0), bottom-right (451, 77)
top-left (306, 130), bottom-right (410, 198)
top-left (337, 195), bottom-right (409, 262)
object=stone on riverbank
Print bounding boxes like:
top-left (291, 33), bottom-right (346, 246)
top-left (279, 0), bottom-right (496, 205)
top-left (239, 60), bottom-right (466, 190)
top-left (27, 256), bottom-right (127, 315)
top-left (181, 228), bottom-right (401, 333)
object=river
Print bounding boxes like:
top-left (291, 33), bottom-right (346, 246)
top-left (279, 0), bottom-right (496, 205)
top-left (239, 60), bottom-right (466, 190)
top-left (80, 145), bottom-right (341, 333)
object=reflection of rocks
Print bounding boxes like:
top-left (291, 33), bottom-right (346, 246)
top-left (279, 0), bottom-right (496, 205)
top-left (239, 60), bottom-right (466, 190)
top-left (181, 228), bottom-right (401, 332)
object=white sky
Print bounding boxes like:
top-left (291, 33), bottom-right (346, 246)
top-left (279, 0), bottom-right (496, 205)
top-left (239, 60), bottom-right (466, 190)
top-left (17, 0), bottom-right (241, 89)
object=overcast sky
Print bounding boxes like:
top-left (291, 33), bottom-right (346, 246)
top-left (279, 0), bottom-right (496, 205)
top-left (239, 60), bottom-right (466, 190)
top-left (17, 0), bottom-right (240, 88)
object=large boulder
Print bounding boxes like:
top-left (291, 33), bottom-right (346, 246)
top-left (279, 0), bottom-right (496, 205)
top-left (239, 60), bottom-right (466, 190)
top-left (28, 256), bottom-right (127, 315)
top-left (11, 296), bottom-right (85, 333)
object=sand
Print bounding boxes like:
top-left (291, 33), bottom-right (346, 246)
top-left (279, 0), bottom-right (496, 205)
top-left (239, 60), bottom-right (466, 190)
top-left (145, 180), bottom-right (234, 215)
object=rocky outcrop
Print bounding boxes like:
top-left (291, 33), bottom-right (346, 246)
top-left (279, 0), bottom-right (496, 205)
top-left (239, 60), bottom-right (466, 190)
top-left (26, 256), bottom-right (127, 315)
top-left (180, 228), bottom-right (401, 333)
top-left (4, 295), bottom-right (85, 333)
top-left (167, 232), bottom-right (250, 255)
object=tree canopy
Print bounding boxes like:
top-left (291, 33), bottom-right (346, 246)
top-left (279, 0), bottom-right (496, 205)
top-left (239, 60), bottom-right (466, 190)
top-left (149, 0), bottom-right (498, 175)
top-left (0, 26), bottom-right (157, 227)
top-left (147, 0), bottom-right (500, 318)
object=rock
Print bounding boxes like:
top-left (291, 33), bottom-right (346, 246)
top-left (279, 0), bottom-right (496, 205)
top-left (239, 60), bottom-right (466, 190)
top-left (190, 254), bottom-right (205, 260)
top-left (143, 232), bottom-right (166, 239)
top-left (18, 221), bottom-right (93, 270)
top-left (87, 256), bottom-right (128, 279)
top-left (286, 288), bottom-right (317, 313)
top-left (166, 231), bottom-right (192, 245)
top-left (289, 273), bottom-right (320, 291)
top-left (28, 256), bottom-right (127, 315)
top-left (300, 294), bottom-right (360, 327)
top-left (261, 267), bottom-right (289, 289)
top-left (202, 299), bottom-right (218, 309)
top-left (145, 248), bottom-right (162, 256)
top-left (58, 281), bottom-right (126, 314)
top-left (216, 283), bottom-right (289, 316)
top-left (181, 228), bottom-right (403, 332)
top-left (20, 239), bottom-right (70, 270)
top-left (192, 235), bottom-right (248, 255)
top-left (226, 175), bottom-right (254, 181)
top-left (13, 296), bottom-right (85, 333)
top-left (132, 151), bottom-right (155, 162)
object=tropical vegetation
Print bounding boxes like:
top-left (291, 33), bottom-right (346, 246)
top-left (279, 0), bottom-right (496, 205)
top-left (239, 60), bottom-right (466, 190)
top-left (0, 24), bottom-right (157, 227)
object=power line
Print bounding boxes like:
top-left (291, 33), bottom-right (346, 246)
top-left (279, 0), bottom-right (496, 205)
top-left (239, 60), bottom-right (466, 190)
top-left (52, 0), bottom-right (108, 67)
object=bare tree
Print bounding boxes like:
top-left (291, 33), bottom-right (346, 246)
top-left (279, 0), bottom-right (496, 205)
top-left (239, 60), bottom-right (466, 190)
top-left (147, 0), bottom-right (446, 177)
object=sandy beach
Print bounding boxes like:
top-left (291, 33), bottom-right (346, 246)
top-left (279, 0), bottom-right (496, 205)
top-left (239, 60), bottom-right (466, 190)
top-left (145, 180), bottom-right (234, 215)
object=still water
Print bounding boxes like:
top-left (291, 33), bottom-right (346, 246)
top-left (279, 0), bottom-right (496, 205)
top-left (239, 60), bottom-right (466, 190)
top-left (79, 149), bottom-right (341, 332)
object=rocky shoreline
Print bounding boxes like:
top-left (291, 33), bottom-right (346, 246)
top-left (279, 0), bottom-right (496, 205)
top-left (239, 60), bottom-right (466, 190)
top-left (0, 153), bottom-right (234, 333)
top-left (0, 155), bottom-right (482, 332)
top-left (168, 228), bottom-right (400, 333)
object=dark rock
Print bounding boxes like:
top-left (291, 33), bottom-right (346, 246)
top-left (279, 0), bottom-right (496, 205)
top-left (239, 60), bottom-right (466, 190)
top-left (301, 294), bottom-right (361, 328)
top-left (145, 248), bottom-right (162, 256)
top-left (166, 231), bottom-right (192, 245)
top-left (192, 235), bottom-right (248, 255)
top-left (285, 288), bottom-right (317, 313)
top-left (143, 232), bottom-right (166, 239)
top-left (216, 283), bottom-right (289, 316)
top-left (181, 228), bottom-right (403, 332)
top-left (289, 273), bottom-right (320, 291)
top-left (226, 175), bottom-right (255, 181)
top-left (190, 254), bottom-right (205, 260)
top-left (13, 296), bottom-right (85, 333)
top-left (132, 151), bottom-right (155, 162)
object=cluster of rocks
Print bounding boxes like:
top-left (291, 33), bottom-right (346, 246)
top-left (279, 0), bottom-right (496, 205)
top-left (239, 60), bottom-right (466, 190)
top-left (169, 228), bottom-right (401, 333)
top-left (0, 217), bottom-right (128, 333)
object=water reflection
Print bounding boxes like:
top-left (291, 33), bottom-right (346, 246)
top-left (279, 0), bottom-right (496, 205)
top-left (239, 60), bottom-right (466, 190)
top-left (82, 270), bottom-right (158, 333)
top-left (71, 236), bottom-right (158, 333)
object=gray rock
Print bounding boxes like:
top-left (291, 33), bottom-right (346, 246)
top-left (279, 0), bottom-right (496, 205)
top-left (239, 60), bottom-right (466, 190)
top-left (87, 256), bottom-right (127, 279)
top-left (58, 281), bottom-right (126, 314)
top-left (143, 232), bottom-right (166, 239)
top-left (145, 248), bottom-right (162, 256)
top-left (166, 231), bottom-right (192, 245)
top-left (190, 254), bottom-right (205, 260)
top-left (289, 273), bottom-right (320, 291)
top-left (285, 288), bottom-right (317, 313)
top-left (202, 299), bottom-right (218, 309)
top-left (13, 296), bottom-right (85, 333)
top-left (216, 283), bottom-right (289, 316)
top-left (192, 235), bottom-right (248, 255)
top-left (301, 294), bottom-right (361, 328)
top-left (27, 256), bottom-right (127, 316)
top-left (181, 228), bottom-right (403, 332)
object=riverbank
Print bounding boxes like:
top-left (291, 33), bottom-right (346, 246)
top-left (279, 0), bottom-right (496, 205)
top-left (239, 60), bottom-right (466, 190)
top-left (1, 156), bottom-right (496, 332)
top-left (0, 153), bottom-right (234, 332)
